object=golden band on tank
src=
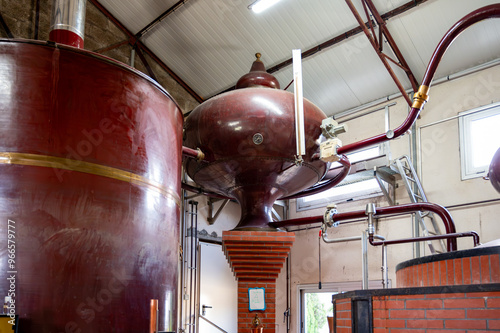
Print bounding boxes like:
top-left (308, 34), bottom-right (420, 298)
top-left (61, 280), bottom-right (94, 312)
top-left (0, 152), bottom-right (181, 207)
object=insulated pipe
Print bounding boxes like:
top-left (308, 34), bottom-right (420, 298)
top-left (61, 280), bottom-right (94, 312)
top-left (49, 0), bottom-right (86, 48)
top-left (279, 155), bottom-right (351, 200)
top-left (337, 4), bottom-right (500, 156)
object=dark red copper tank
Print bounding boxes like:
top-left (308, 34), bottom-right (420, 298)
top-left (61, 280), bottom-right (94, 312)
top-left (490, 147), bottom-right (500, 194)
top-left (184, 54), bottom-right (328, 231)
top-left (0, 39), bottom-right (182, 332)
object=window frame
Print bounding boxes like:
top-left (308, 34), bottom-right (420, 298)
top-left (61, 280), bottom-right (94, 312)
top-left (296, 146), bottom-right (385, 212)
top-left (458, 102), bottom-right (500, 180)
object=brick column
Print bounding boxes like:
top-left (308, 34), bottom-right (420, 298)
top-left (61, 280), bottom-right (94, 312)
top-left (222, 231), bottom-right (295, 333)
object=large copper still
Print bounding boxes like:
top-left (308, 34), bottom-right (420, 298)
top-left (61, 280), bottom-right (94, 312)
top-left (0, 39), bottom-right (182, 332)
top-left (183, 54), bottom-right (332, 230)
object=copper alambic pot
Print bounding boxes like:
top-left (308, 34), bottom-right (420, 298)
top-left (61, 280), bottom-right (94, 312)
top-left (489, 147), bottom-right (500, 194)
top-left (184, 54), bottom-right (329, 231)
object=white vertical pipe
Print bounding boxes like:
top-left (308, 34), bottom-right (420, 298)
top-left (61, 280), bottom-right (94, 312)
top-left (382, 245), bottom-right (388, 289)
top-left (361, 231), bottom-right (368, 290)
top-left (293, 49), bottom-right (306, 159)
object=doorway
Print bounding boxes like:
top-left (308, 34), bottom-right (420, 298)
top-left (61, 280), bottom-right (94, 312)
top-left (198, 242), bottom-right (237, 333)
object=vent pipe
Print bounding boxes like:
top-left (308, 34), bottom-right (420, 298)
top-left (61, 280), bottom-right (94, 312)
top-left (49, 0), bottom-right (86, 48)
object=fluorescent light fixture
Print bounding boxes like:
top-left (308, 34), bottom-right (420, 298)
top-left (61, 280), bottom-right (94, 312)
top-left (248, 0), bottom-right (282, 13)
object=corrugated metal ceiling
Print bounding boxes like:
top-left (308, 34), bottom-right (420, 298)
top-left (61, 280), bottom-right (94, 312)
top-left (96, 0), bottom-right (500, 116)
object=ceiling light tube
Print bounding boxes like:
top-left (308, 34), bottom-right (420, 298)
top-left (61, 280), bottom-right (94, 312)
top-left (248, 0), bottom-right (282, 14)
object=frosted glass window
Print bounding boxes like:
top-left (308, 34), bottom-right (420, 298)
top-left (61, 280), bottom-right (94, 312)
top-left (459, 103), bottom-right (500, 180)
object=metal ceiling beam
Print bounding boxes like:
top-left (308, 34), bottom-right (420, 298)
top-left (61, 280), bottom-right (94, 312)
top-left (214, 0), bottom-right (429, 98)
top-left (136, 0), bottom-right (189, 39)
top-left (134, 45), bottom-right (158, 81)
top-left (88, 0), bottom-right (204, 103)
top-left (345, 0), bottom-right (414, 106)
top-left (363, 0), bottom-right (419, 92)
top-left (93, 39), bottom-right (129, 54)
top-left (0, 11), bottom-right (14, 38)
top-left (34, 0), bottom-right (41, 39)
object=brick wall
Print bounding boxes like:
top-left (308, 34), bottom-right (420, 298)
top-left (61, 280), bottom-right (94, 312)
top-left (373, 290), bottom-right (500, 332)
top-left (332, 285), bottom-right (500, 333)
top-left (222, 231), bottom-right (295, 333)
top-left (238, 281), bottom-right (276, 333)
top-left (396, 248), bottom-right (500, 288)
top-left (335, 298), bottom-right (352, 333)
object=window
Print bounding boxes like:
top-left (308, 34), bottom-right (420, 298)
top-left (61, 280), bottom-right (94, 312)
top-left (303, 291), bottom-right (336, 333)
top-left (459, 102), bottom-right (500, 180)
top-left (297, 146), bottom-right (383, 211)
top-left (298, 281), bottom-right (386, 333)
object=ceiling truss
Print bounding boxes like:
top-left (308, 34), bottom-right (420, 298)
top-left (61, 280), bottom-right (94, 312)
top-left (345, 0), bottom-right (420, 106)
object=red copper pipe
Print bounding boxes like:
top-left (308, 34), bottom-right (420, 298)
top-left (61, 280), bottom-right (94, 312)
top-left (150, 299), bottom-right (158, 333)
top-left (422, 4), bottom-right (500, 87)
top-left (376, 203), bottom-right (456, 234)
top-left (271, 215), bottom-right (323, 228)
top-left (270, 202), bottom-right (459, 251)
top-left (336, 203), bottom-right (458, 251)
top-left (279, 155), bottom-right (351, 200)
top-left (338, 4), bottom-right (500, 156)
top-left (182, 146), bottom-right (205, 161)
top-left (340, 202), bottom-right (457, 251)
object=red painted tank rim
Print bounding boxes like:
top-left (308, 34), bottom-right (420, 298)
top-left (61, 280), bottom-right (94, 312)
top-left (0, 38), bottom-right (184, 119)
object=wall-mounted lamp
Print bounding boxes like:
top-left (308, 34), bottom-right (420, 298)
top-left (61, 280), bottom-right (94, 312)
top-left (248, 0), bottom-right (282, 14)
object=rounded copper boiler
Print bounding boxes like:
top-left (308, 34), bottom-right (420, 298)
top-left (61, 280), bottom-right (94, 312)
top-left (489, 147), bottom-right (500, 194)
top-left (184, 69), bottom-right (328, 230)
top-left (0, 39), bottom-right (182, 332)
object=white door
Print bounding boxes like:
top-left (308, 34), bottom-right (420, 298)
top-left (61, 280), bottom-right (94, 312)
top-left (198, 242), bottom-right (237, 333)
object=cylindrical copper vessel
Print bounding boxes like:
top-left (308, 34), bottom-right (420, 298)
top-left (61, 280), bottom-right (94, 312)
top-left (0, 39), bottom-right (182, 332)
top-left (490, 147), bottom-right (500, 194)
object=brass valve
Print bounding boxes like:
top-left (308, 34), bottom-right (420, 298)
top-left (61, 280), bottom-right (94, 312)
top-left (412, 85), bottom-right (430, 110)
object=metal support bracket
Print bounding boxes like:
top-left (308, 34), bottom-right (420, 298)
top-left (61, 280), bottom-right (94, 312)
top-left (374, 166), bottom-right (397, 206)
top-left (207, 198), bottom-right (230, 225)
top-left (0, 11), bottom-right (14, 38)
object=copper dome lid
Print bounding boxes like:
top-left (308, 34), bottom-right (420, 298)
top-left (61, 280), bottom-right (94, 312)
top-left (235, 53), bottom-right (280, 89)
